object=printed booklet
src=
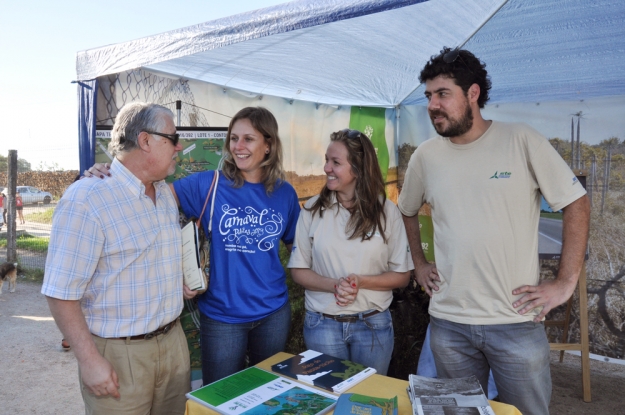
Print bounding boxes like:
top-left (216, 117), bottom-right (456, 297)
top-left (186, 366), bottom-right (337, 415)
top-left (407, 374), bottom-right (495, 415)
top-left (334, 393), bottom-right (398, 415)
top-left (271, 350), bottom-right (376, 393)
top-left (181, 221), bottom-right (207, 292)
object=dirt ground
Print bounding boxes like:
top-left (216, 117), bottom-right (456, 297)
top-left (1, 280), bottom-right (624, 414)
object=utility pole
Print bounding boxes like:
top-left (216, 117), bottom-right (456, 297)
top-left (570, 117), bottom-right (575, 168)
top-left (176, 100), bottom-right (182, 127)
top-left (576, 117), bottom-right (582, 169)
top-left (589, 153), bottom-right (596, 206)
top-left (6, 150), bottom-right (17, 262)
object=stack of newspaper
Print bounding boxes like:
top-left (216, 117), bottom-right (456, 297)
top-left (406, 374), bottom-right (496, 415)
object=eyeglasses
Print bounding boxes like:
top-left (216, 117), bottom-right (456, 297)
top-left (143, 130), bottom-right (180, 146)
top-left (340, 129), bottom-right (365, 140)
top-left (441, 48), bottom-right (474, 75)
top-left (443, 48), bottom-right (460, 63)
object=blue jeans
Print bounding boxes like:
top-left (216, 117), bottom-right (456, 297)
top-left (303, 309), bottom-right (394, 375)
top-left (200, 300), bottom-right (291, 385)
top-left (430, 316), bottom-right (551, 415)
top-left (417, 324), bottom-right (498, 399)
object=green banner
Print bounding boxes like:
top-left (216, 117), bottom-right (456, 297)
top-left (95, 128), bottom-right (226, 183)
top-left (348, 106), bottom-right (389, 181)
top-left (418, 215), bottom-right (435, 262)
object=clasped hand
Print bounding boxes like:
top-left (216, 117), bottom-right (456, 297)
top-left (334, 274), bottom-right (359, 306)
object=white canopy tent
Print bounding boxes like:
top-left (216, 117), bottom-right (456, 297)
top-left (76, 0), bottom-right (625, 175)
top-left (76, 0), bottom-right (625, 107)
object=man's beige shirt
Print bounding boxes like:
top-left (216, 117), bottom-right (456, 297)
top-left (398, 121), bottom-right (586, 324)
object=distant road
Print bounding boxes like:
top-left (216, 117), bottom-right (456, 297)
top-left (538, 217), bottom-right (563, 257)
top-left (17, 221), bottom-right (52, 238)
top-left (16, 202), bottom-right (56, 238)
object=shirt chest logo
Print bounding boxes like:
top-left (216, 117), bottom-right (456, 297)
top-left (490, 171), bottom-right (512, 179)
top-left (219, 205), bottom-right (284, 252)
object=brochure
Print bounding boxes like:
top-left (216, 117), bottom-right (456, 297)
top-left (181, 221), bottom-right (207, 292)
top-left (271, 350), bottom-right (376, 393)
top-left (334, 393), bottom-right (398, 415)
top-left (407, 375), bottom-right (495, 415)
top-left (187, 366), bottom-right (337, 415)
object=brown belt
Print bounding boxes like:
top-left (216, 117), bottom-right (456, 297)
top-left (321, 310), bottom-right (381, 323)
top-left (106, 319), bottom-right (178, 341)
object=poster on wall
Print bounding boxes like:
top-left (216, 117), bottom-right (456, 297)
top-left (349, 106), bottom-right (389, 182)
top-left (538, 174), bottom-right (587, 260)
top-left (95, 126), bottom-right (227, 182)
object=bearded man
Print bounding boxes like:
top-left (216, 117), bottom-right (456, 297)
top-left (398, 48), bottom-right (590, 415)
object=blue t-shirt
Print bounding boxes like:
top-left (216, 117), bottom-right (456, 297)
top-left (174, 171), bottom-right (300, 323)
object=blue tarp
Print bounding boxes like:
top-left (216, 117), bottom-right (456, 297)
top-left (77, 79), bottom-right (98, 173)
top-left (76, 0), bottom-right (625, 107)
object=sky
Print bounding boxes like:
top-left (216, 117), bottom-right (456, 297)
top-left (0, 0), bottom-right (285, 171)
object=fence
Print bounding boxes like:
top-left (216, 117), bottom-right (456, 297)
top-left (3, 150), bottom-right (623, 271)
top-left (1, 171), bottom-right (78, 272)
top-left (0, 203), bottom-right (52, 271)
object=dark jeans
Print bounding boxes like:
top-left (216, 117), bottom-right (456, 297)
top-left (303, 309), bottom-right (394, 375)
top-left (200, 300), bottom-right (291, 385)
top-left (430, 316), bottom-right (551, 415)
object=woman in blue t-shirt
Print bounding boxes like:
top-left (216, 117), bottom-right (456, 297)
top-left (172, 107), bottom-right (300, 384)
top-left (87, 107), bottom-right (300, 385)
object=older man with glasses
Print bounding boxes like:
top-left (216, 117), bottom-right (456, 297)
top-left (398, 48), bottom-right (590, 415)
top-left (42, 102), bottom-right (195, 415)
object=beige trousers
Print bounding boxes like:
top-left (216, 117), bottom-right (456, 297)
top-left (81, 322), bottom-right (190, 415)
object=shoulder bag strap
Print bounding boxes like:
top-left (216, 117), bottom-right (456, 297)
top-left (196, 170), bottom-right (219, 229)
top-left (208, 171), bottom-right (219, 233)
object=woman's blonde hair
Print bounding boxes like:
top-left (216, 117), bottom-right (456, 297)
top-left (221, 107), bottom-right (285, 194)
top-left (307, 129), bottom-right (387, 242)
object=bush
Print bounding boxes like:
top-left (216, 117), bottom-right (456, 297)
top-left (0, 170), bottom-right (79, 199)
top-left (0, 234), bottom-right (49, 252)
top-left (281, 242), bottom-right (306, 354)
top-left (18, 265), bottom-right (45, 283)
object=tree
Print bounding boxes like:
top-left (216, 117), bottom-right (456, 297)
top-left (36, 161), bottom-right (64, 172)
top-left (0, 154), bottom-right (32, 173)
top-left (17, 158), bottom-right (31, 172)
top-left (599, 136), bottom-right (621, 150)
top-left (548, 137), bottom-right (572, 163)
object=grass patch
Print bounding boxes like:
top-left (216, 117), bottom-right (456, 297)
top-left (0, 234), bottom-right (49, 252)
top-left (540, 211), bottom-right (563, 220)
top-left (19, 266), bottom-right (45, 283)
top-left (24, 207), bottom-right (55, 224)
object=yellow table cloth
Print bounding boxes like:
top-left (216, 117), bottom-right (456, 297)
top-left (185, 352), bottom-right (522, 415)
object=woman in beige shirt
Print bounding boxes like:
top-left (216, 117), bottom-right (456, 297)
top-left (288, 129), bottom-right (413, 375)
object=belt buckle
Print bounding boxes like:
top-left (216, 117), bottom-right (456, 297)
top-left (162, 321), bottom-right (173, 335)
top-left (336, 315), bottom-right (357, 323)
top-left (144, 332), bottom-right (156, 340)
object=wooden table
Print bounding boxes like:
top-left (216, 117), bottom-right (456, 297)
top-left (185, 352), bottom-right (522, 415)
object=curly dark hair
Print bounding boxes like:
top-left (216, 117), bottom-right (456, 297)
top-left (419, 47), bottom-right (492, 108)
